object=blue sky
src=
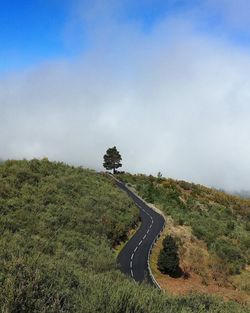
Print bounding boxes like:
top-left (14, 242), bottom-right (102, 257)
top-left (1, 0), bottom-right (250, 73)
top-left (0, 1), bottom-right (69, 72)
top-left (1, 1), bottom-right (250, 191)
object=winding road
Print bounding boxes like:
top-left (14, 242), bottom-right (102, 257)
top-left (115, 178), bottom-right (165, 286)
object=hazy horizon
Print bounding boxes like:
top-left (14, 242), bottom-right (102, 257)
top-left (1, 0), bottom-right (250, 191)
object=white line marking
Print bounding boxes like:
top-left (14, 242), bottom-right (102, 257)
top-left (131, 269), bottom-right (134, 278)
top-left (147, 229), bottom-right (150, 234)
top-left (134, 246), bottom-right (138, 252)
top-left (131, 253), bottom-right (134, 259)
top-left (143, 234), bottom-right (146, 240)
top-left (130, 261), bottom-right (132, 268)
top-left (139, 240), bottom-right (142, 245)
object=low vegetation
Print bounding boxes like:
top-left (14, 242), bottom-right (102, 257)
top-left (117, 173), bottom-right (250, 303)
top-left (0, 159), bottom-right (139, 312)
top-left (0, 160), bottom-right (249, 312)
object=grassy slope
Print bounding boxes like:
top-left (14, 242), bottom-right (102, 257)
top-left (0, 160), bottom-right (249, 312)
top-left (117, 173), bottom-right (250, 303)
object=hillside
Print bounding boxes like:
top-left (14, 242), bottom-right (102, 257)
top-left (0, 160), bottom-right (249, 312)
top-left (117, 173), bottom-right (250, 303)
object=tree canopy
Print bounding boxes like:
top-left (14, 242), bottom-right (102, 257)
top-left (103, 146), bottom-right (122, 174)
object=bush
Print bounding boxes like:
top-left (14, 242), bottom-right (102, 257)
top-left (211, 238), bottom-right (246, 274)
top-left (158, 235), bottom-right (180, 276)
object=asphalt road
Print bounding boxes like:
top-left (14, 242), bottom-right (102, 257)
top-left (115, 179), bottom-right (165, 285)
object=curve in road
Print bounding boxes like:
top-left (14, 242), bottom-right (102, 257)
top-left (115, 178), bottom-right (165, 286)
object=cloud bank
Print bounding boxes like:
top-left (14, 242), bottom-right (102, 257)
top-left (1, 1), bottom-right (250, 191)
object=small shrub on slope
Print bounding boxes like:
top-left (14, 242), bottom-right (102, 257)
top-left (158, 235), bottom-right (180, 276)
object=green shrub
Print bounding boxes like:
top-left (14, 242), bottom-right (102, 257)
top-left (211, 238), bottom-right (245, 274)
top-left (158, 235), bottom-right (180, 276)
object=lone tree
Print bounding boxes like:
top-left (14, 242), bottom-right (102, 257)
top-left (157, 235), bottom-right (180, 276)
top-left (103, 146), bottom-right (122, 174)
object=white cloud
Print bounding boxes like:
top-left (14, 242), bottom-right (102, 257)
top-left (1, 5), bottom-right (250, 191)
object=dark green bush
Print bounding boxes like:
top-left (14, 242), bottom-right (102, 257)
top-left (158, 235), bottom-right (180, 276)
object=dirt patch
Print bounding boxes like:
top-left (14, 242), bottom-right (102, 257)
top-left (150, 217), bottom-right (250, 304)
top-left (157, 271), bottom-right (249, 304)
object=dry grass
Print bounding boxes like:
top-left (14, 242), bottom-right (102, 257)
top-left (229, 268), bottom-right (250, 293)
top-left (150, 216), bottom-right (250, 304)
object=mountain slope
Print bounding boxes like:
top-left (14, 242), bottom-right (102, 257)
top-left (0, 159), bottom-right (139, 311)
top-left (0, 160), bottom-right (249, 312)
top-left (117, 173), bottom-right (250, 303)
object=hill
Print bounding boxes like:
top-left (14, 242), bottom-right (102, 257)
top-left (0, 160), bottom-right (249, 312)
top-left (117, 173), bottom-right (250, 303)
